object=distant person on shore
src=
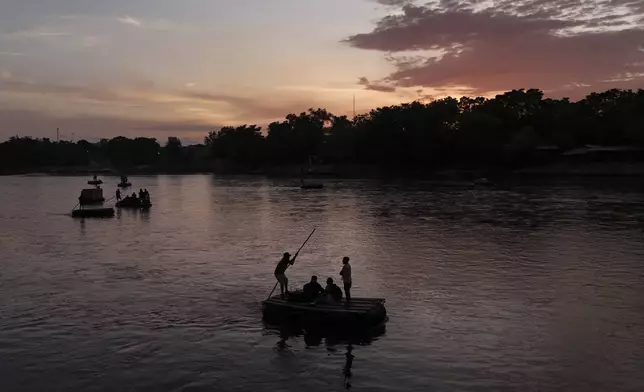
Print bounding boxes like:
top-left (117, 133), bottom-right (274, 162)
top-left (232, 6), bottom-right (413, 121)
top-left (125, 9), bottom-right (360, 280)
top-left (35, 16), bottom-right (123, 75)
top-left (275, 252), bottom-right (297, 298)
top-left (339, 256), bottom-right (352, 302)
top-left (116, 189), bottom-right (121, 201)
top-left (138, 189), bottom-right (144, 199)
top-left (302, 275), bottom-right (324, 302)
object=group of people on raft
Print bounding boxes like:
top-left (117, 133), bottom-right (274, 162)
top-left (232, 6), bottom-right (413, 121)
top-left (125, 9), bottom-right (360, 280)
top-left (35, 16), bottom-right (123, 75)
top-left (116, 188), bottom-right (151, 203)
top-left (274, 252), bottom-right (352, 305)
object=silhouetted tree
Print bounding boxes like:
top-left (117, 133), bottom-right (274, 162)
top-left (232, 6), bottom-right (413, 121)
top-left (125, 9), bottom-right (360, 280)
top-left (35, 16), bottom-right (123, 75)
top-left (205, 125), bottom-right (265, 167)
top-left (3, 88), bottom-right (644, 175)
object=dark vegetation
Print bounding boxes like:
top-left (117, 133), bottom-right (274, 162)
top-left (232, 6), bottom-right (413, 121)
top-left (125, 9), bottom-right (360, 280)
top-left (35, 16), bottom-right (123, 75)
top-left (0, 136), bottom-right (209, 174)
top-left (2, 88), bottom-right (644, 175)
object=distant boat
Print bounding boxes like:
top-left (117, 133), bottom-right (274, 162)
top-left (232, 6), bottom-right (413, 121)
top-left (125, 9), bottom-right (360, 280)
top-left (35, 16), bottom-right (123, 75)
top-left (473, 177), bottom-right (492, 186)
top-left (78, 188), bottom-right (105, 205)
top-left (71, 207), bottom-right (114, 218)
top-left (87, 175), bottom-right (102, 185)
top-left (116, 198), bottom-right (151, 209)
top-left (300, 157), bottom-right (323, 189)
top-left (117, 175), bottom-right (131, 188)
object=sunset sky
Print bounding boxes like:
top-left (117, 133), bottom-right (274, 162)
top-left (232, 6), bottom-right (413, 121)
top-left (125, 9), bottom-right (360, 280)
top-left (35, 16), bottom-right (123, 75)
top-left (1, 0), bottom-right (644, 142)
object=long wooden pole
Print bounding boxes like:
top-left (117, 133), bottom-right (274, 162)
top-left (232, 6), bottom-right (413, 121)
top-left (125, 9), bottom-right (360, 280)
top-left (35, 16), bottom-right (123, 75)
top-left (68, 202), bottom-right (80, 215)
top-left (266, 228), bottom-right (316, 300)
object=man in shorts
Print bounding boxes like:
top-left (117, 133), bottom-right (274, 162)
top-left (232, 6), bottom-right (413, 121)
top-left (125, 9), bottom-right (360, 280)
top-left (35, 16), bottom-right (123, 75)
top-left (275, 251), bottom-right (297, 298)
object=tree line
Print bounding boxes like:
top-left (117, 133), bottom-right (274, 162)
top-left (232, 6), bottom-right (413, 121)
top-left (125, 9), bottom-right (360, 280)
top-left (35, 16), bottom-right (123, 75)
top-left (205, 88), bottom-right (644, 170)
top-left (2, 88), bottom-right (644, 175)
top-left (0, 135), bottom-right (209, 174)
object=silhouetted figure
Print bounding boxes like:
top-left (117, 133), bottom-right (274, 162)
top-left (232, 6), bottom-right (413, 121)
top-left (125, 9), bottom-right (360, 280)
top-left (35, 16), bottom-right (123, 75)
top-left (340, 256), bottom-right (352, 302)
top-left (317, 277), bottom-right (342, 304)
top-left (93, 174), bottom-right (97, 181)
top-left (138, 189), bottom-right (144, 200)
top-left (275, 252), bottom-right (297, 299)
top-left (343, 344), bottom-right (354, 389)
top-left (302, 275), bottom-right (324, 302)
top-left (131, 193), bottom-right (137, 200)
top-left (116, 189), bottom-right (121, 201)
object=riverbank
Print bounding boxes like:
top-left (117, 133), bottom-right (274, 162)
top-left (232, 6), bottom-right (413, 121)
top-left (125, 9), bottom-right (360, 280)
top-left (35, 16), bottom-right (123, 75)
top-left (6, 161), bottom-right (644, 179)
top-left (0, 166), bottom-right (211, 176)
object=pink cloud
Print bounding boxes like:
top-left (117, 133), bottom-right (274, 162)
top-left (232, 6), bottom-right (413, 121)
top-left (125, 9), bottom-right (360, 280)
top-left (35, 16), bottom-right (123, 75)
top-left (347, 1), bottom-right (644, 98)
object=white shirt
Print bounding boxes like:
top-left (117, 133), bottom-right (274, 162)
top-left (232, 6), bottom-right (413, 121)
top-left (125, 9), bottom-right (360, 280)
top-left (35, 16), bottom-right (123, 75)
top-left (340, 263), bottom-right (352, 284)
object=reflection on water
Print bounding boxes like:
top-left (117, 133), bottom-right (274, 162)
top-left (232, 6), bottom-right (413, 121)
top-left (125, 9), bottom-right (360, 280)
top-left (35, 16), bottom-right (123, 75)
top-left (267, 321), bottom-right (377, 390)
top-left (264, 321), bottom-right (386, 348)
top-left (1, 175), bottom-right (644, 391)
top-left (344, 344), bottom-right (354, 389)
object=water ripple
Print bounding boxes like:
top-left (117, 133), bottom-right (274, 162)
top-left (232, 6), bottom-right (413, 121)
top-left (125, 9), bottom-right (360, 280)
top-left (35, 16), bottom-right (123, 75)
top-left (1, 175), bottom-right (644, 391)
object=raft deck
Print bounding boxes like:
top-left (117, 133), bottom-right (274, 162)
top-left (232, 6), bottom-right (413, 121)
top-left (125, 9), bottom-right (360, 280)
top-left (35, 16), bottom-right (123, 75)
top-left (262, 296), bottom-right (387, 328)
top-left (116, 199), bottom-right (152, 209)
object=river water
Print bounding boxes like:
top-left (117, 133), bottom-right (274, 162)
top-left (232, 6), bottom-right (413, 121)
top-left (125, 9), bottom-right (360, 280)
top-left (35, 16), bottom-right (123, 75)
top-left (1, 175), bottom-right (643, 391)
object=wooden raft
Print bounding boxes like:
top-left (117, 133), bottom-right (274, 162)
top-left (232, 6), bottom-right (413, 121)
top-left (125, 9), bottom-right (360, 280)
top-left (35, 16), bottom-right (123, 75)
top-left (263, 296), bottom-right (385, 315)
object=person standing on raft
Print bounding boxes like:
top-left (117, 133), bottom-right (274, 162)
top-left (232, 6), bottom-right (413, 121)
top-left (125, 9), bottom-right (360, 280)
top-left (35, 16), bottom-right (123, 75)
top-left (340, 256), bottom-right (352, 302)
top-left (275, 251), bottom-right (298, 299)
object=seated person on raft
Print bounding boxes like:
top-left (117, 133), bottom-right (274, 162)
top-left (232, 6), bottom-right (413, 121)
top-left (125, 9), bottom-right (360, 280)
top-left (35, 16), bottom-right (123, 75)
top-left (315, 277), bottom-right (343, 305)
top-left (304, 275), bottom-right (324, 300)
top-left (289, 275), bottom-right (324, 302)
top-left (122, 193), bottom-right (137, 202)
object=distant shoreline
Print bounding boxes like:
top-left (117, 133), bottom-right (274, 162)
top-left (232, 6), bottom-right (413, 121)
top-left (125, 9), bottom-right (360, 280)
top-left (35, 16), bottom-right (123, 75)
top-left (4, 162), bottom-right (644, 179)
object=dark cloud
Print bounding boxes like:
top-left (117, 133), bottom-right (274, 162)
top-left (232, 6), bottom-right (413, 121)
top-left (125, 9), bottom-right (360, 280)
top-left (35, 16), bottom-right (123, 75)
top-left (346, 6), bottom-right (575, 51)
top-left (372, 0), bottom-right (414, 6)
top-left (346, 1), bottom-right (644, 98)
top-left (357, 76), bottom-right (397, 92)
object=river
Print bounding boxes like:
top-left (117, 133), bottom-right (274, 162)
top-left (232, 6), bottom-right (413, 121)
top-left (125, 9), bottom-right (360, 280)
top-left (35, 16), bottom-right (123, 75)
top-left (1, 175), bottom-right (643, 391)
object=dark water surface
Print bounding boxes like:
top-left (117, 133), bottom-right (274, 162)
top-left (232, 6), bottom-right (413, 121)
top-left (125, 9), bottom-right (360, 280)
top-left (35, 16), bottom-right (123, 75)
top-left (1, 175), bottom-right (644, 391)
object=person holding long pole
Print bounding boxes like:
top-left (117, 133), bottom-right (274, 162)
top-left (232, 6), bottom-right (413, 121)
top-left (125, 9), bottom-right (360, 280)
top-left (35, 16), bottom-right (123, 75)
top-left (268, 228), bottom-right (316, 300)
top-left (274, 252), bottom-right (297, 299)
